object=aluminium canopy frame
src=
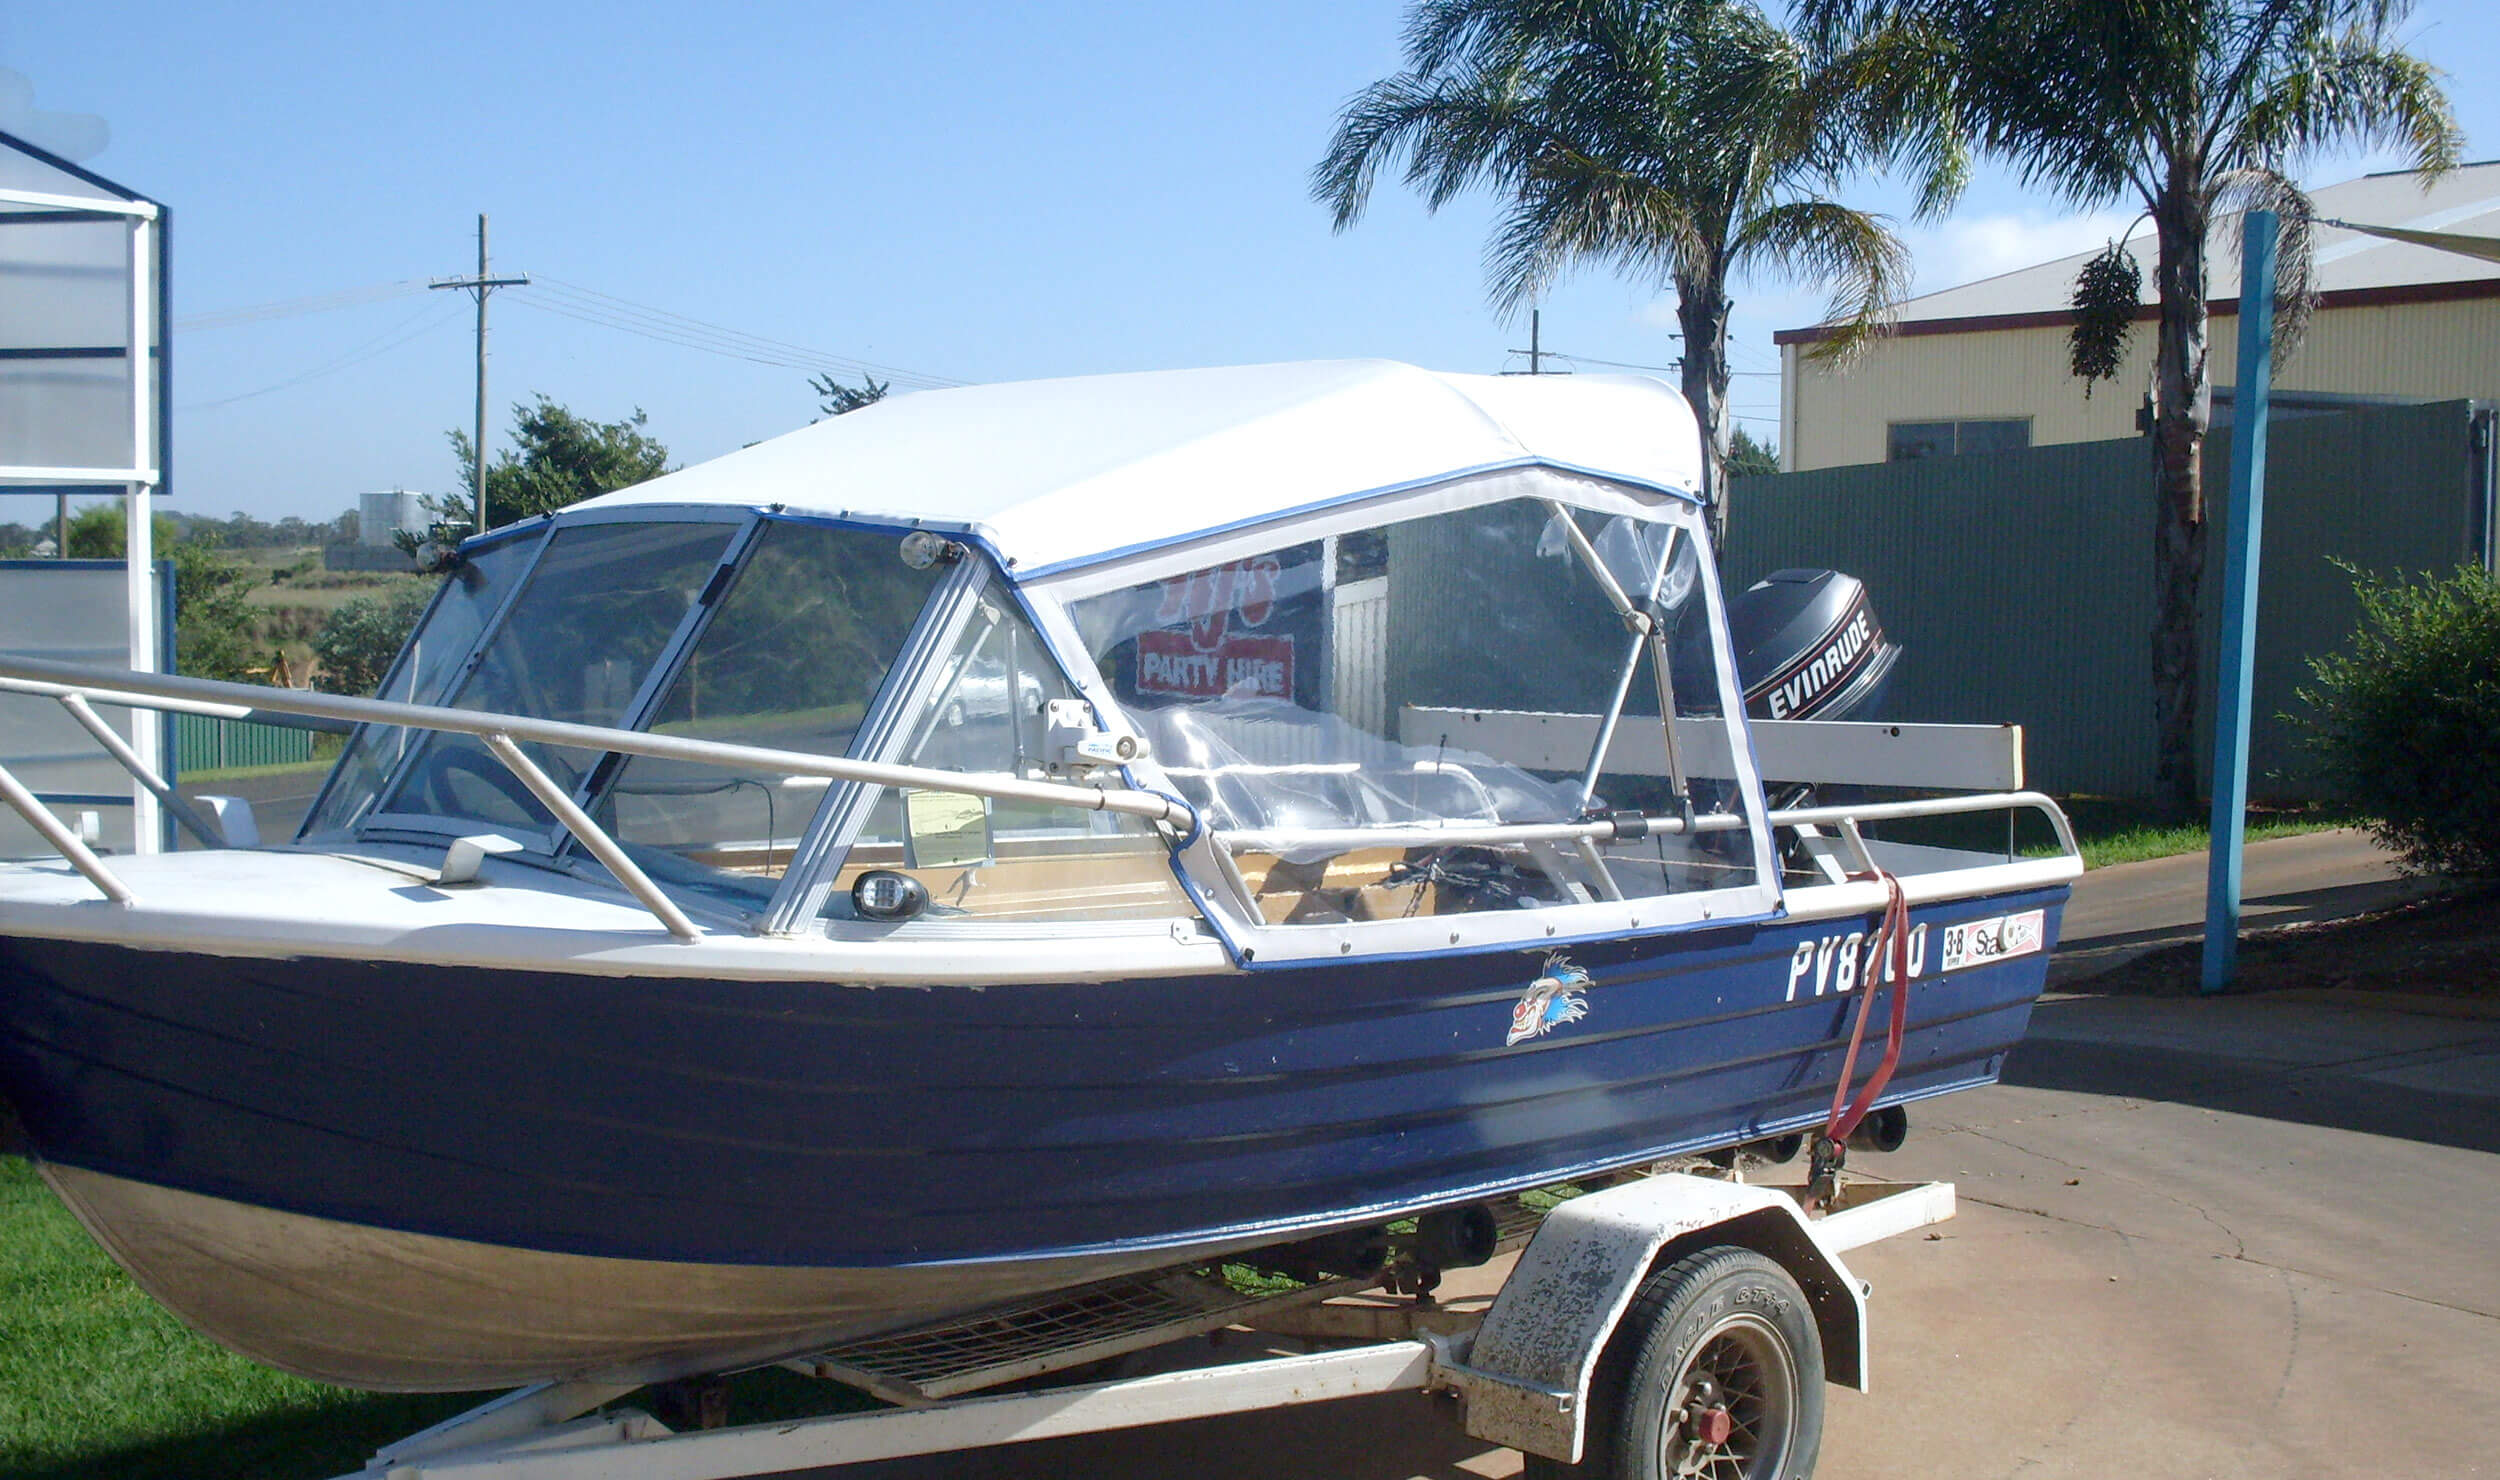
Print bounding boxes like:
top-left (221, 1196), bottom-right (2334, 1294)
top-left (0, 128), bottom-right (168, 851)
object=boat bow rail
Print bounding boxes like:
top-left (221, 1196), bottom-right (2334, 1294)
top-left (0, 651), bottom-right (2076, 949)
top-left (0, 655), bottom-right (1199, 936)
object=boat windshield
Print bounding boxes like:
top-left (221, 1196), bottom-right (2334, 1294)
top-left (307, 517), bottom-right (947, 882)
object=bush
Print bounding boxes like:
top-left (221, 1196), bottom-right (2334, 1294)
top-left (311, 584), bottom-right (432, 696)
top-left (2296, 564), bottom-right (2500, 877)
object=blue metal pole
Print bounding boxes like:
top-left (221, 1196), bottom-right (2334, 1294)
top-left (2202, 210), bottom-right (2279, 994)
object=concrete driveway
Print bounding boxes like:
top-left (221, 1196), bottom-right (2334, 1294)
top-left (789, 835), bottom-right (2500, 1479)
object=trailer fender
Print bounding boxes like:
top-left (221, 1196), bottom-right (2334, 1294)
top-left (1443, 1174), bottom-right (1867, 1465)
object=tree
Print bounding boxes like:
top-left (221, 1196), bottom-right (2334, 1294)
top-left (422, 395), bottom-right (672, 537)
top-left (1314, 0), bottom-right (1934, 542)
top-left (65, 503), bottom-right (264, 682)
top-left (810, 372), bottom-right (889, 419)
top-left (312, 583), bottom-right (433, 696)
top-left (1803, 0), bottom-right (2459, 813)
top-left (1726, 425), bottom-right (1781, 478)
top-left (2297, 564), bottom-right (2500, 877)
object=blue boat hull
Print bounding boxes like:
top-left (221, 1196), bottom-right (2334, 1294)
top-left (0, 885), bottom-right (2063, 1387)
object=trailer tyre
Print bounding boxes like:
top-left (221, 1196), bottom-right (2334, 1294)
top-left (1529, 1246), bottom-right (1824, 1480)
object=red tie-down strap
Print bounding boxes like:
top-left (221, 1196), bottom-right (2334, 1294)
top-left (1825, 866), bottom-right (1912, 1147)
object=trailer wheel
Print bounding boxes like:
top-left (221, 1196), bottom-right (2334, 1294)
top-left (1526, 1246), bottom-right (1824, 1480)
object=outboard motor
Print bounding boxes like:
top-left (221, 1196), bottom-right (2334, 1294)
top-left (1721, 569), bottom-right (1901, 721)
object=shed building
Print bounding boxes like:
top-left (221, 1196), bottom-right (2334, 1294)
top-left (1776, 162), bottom-right (2500, 471)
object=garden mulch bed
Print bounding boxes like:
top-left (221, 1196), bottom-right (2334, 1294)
top-left (2077, 882), bottom-right (2500, 1009)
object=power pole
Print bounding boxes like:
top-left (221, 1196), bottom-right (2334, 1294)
top-left (431, 214), bottom-right (528, 535)
top-left (1503, 309), bottom-right (1556, 376)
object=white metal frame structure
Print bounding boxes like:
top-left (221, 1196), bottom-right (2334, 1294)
top-left (0, 129), bottom-right (168, 851)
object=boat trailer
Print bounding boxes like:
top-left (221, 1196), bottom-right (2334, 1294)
top-left (338, 1170), bottom-right (1955, 1480)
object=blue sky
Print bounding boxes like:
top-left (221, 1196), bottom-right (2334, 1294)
top-left (9, 0), bottom-right (2496, 522)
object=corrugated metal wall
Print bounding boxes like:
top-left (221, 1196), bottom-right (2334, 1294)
top-left (1725, 399), bottom-right (2489, 798)
top-left (1331, 576), bottom-right (1390, 735)
top-left (174, 713), bottom-right (314, 772)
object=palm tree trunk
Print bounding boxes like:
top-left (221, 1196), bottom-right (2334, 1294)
top-left (2148, 189), bottom-right (2211, 818)
top-left (1674, 269), bottom-right (1735, 548)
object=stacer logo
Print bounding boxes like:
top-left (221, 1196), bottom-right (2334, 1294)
top-left (1940, 909), bottom-right (2046, 972)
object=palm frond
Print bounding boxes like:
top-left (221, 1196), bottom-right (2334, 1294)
top-left (1726, 197), bottom-right (1912, 363)
top-left (2215, 168), bottom-right (2320, 355)
top-left (2227, 29), bottom-right (2461, 174)
top-left (1485, 148), bottom-right (1710, 311)
top-left (1312, 71), bottom-right (1550, 229)
top-left (1318, 0), bottom-right (1945, 367)
top-left (1803, 13), bottom-right (1969, 217)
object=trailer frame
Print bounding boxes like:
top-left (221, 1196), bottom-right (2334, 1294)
top-left (340, 1171), bottom-right (1954, 1480)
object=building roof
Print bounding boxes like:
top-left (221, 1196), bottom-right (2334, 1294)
top-left (1778, 162), bottom-right (2500, 344)
top-left (580, 359), bottom-right (1702, 577)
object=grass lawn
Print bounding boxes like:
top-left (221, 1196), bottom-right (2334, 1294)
top-left (0, 1157), bottom-right (479, 1480)
top-left (2052, 798), bottom-right (2356, 869)
top-left (1865, 795), bottom-right (2354, 871)
top-left (0, 1153), bottom-right (876, 1479)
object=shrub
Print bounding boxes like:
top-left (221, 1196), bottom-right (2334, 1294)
top-left (2296, 564), bottom-right (2500, 877)
top-left (311, 584), bottom-right (432, 696)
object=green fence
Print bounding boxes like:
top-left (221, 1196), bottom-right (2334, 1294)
top-left (1723, 399), bottom-right (2494, 799)
top-left (174, 712), bottom-right (315, 773)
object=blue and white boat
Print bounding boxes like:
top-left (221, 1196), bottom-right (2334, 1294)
top-left (0, 360), bottom-right (2079, 1393)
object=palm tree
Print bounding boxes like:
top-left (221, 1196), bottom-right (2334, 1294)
top-left (1313, 0), bottom-right (1935, 542)
top-left (1804, 0), bottom-right (2459, 813)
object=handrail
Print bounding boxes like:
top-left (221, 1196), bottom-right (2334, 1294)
top-left (1773, 790), bottom-right (2079, 858)
top-left (1214, 790), bottom-right (2077, 862)
top-left (54, 693), bottom-right (225, 849)
top-left (0, 656), bottom-right (2078, 936)
top-left (0, 657), bottom-right (1197, 828)
top-left (0, 655), bottom-right (1201, 941)
top-left (1221, 812), bottom-right (1749, 855)
top-left (0, 757), bottom-right (133, 905)
top-left (482, 734), bottom-right (698, 941)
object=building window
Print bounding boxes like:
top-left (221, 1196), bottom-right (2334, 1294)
top-left (1887, 418), bottom-right (2031, 461)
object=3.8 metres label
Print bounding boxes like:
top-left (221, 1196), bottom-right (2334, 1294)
top-left (1939, 909), bottom-right (2046, 972)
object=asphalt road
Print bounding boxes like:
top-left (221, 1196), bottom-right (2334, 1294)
top-left (772, 835), bottom-right (2500, 1479)
top-left (2047, 825), bottom-right (2442, 981)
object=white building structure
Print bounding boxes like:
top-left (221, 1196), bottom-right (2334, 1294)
top-left (1778, 163), bottom-right (2500, 471)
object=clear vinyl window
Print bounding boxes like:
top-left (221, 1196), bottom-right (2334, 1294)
top-left (825, 586), bottom-right (1192, 924)
top-left (1069, 495), bottom-right (1761, 926)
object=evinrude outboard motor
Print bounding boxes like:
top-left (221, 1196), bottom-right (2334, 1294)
top-left (1721, 569), bottom-right (1901, 721)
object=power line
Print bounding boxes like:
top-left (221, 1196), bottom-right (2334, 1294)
top-left (175, 279), bottom-right (429, 333)
top-left (529, 275), bottom-right (963, 389)
top-left (537, 276), bottom-right (961, 385)
top-left (1543, 351), bottom-right (1683, 375)
top-left (169, 268), bottom-right (964, 393)
top-left (510, 293), bottom-right (944, 387)
top-left (178, 299), bottom-right (465, 411)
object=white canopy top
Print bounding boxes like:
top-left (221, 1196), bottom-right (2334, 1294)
top-left (581, 359), bottom-right (1701, 576)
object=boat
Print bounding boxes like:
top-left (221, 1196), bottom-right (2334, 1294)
top-left (0, 359), bottom-right (2080, 1393)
